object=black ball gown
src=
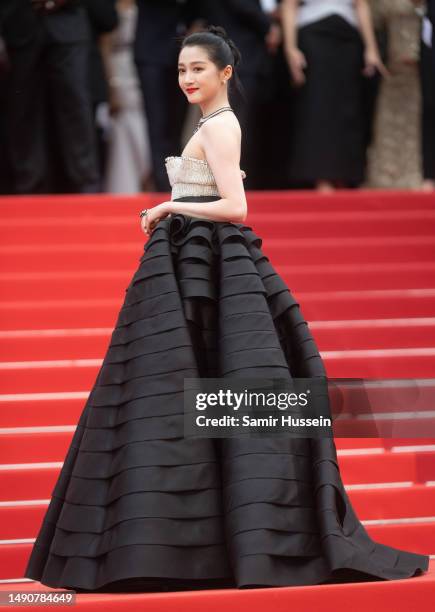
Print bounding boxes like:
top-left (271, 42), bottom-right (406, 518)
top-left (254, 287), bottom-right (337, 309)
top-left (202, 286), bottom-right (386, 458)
top-left (24, 155), bottom-right (429, 592)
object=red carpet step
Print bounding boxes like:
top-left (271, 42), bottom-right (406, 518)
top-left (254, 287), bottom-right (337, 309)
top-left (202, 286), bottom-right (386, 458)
top-left (0, 563), bottom-right (433, 612)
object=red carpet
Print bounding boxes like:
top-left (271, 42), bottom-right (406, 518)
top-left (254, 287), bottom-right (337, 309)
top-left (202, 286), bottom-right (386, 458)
top-left (0, 190), bottom-right (434, 609)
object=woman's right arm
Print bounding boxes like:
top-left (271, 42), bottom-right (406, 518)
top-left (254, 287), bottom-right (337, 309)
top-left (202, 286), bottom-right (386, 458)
top-left (354, 0), bottom-right (388, 77)
top-left (281, 0), bottom-right (307, 85)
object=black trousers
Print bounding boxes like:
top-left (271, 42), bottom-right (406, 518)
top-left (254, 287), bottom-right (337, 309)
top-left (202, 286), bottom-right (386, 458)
top-left (6, 30), bottom-right (99, 194)
top-left (234, 51), bottom-right (293, 190)
top-left (135, 62), bottom-right (188, 192)
top-left (230, 72), bottom-right (258, 191)
top-left (0, 74), bottom-right (13, 194)
top-left (420, 40), bottom-right (435, 180)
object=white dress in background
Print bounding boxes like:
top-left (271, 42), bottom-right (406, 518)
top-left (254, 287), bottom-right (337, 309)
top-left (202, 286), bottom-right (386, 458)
top-left (296, 0), bottom-right (358, 29)
top-left (104, 4), bottom-right (152, 193)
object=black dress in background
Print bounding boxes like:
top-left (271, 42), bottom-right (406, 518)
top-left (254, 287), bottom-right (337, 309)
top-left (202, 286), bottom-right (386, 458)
top-left (288, 15), bottom-right (366, 187)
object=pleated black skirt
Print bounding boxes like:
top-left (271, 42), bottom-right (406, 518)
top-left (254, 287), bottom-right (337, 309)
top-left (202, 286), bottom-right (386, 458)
top-left (24, 196), bottom-right (429, 592)
top-left (288, 15), bottom-right (366, 186)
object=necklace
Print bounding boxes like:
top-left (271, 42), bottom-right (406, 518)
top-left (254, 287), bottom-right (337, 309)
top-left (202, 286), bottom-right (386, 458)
top-left (193, 106), bottom-right (234, 133)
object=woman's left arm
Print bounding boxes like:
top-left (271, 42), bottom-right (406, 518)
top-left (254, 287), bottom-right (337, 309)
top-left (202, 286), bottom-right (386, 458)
top-left (142, 119), bottom-right (248, 234)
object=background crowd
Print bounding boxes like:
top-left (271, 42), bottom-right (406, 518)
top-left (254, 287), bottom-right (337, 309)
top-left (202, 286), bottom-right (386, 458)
top-left (0, 0), bottom-right (434, 195)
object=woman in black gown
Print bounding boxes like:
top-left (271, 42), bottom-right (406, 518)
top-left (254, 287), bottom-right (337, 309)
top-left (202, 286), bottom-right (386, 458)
top-left (23, 25), bottom-right (429, 593)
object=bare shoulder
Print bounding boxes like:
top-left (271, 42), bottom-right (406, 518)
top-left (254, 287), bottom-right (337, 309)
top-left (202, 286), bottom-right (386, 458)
top-left (199, 112), bottom-right (242, 161)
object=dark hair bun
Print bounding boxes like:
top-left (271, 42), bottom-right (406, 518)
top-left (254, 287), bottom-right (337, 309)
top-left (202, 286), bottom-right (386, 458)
top-left (206, 25), bottom-right (228, 40)
top-left (206, 25), bottom-right (241, 68)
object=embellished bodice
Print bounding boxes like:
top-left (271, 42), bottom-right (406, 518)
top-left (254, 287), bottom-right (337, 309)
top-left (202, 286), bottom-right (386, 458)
top-left (165, 155), bottom-right (246, 200)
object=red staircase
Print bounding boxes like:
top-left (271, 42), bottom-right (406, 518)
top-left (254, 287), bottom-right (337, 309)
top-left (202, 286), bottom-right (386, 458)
top-left (0, 190), bottom-right (434, 609)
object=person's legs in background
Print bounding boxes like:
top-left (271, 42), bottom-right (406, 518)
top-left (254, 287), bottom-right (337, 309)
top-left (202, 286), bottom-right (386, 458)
top-left (136, 62), bottom-right (187, 192)
top-left (230, 72), bottom-right (259, 192)
top-left (46, 39), bottom-right (100, 193)
top-left (0, 47), bottom-right (13, 194)
top-left (420, 24), bottom-right (435, 190)
top-left (6, 31), bottom-right (48, 194)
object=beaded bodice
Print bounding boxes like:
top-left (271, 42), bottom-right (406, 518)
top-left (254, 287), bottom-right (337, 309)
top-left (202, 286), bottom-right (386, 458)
top-left (165, 155), bottom-right (246, 200)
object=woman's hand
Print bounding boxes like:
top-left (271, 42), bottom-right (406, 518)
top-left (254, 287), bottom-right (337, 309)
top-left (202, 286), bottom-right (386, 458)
top-left (286, 47), bottom-right (307, 86)
top-left (140, 202), bottom-right (172, 236)
top-left (108, 86), bottom-right (123, 116)
top-left (265, 23), bottom-right (282, 55)
top-left (363, 47), bottom-right (389, 78)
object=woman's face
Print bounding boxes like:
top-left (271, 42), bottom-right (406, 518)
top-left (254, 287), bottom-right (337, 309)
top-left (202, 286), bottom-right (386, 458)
top-left (178, 45), bottom-right (231, 103)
